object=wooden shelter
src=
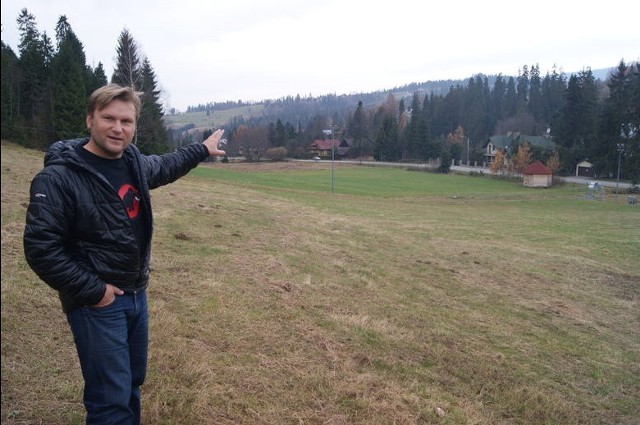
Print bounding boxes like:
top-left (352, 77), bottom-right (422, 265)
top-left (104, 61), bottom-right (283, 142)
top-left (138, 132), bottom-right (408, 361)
top-left (523, 160), bottom-right (553, 187)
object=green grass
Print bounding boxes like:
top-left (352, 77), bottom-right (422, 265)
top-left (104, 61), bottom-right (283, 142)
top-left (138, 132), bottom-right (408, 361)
top-left (191, 165), bottom-right (583, 198)
top-left (2, 143), bottom-right (639, 424)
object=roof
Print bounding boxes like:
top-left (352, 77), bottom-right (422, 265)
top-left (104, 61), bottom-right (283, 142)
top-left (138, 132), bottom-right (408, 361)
top-left (523, 160), bottom-right (552, 175)
top-left (310, 139), bottom-right (342, 150)
top-left (488, 133), bottom-right (556, 152)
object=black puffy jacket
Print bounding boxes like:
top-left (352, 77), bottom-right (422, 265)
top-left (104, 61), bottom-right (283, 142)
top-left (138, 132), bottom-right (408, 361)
top-left (23, 138), bottom-right (209, 313)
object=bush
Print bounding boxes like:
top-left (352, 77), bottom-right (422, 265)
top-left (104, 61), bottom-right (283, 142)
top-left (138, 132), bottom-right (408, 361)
top-left (266, 146), bottom-right (287, 161)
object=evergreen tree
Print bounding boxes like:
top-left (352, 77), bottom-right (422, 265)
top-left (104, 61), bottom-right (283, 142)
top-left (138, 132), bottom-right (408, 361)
top-left (418, 94), bottom-right (435, 161)
top-left (136, 58), bottom-right (169, 154)
top-left (347, 101), bottom-right (370, 158)
top-left (405, 92), bottom-right (422, 159)
top-left (541, 66), bottom-right (567, 124)
top-left (16, 8), bottom-right (53, 148)
top-left (600, 60), bottom-right (640, 183)
top-left (490, 74), bottom-right (507, 125)
top-left (553, 70), bottom-right (599, 174)
top-left (516, 65), bottom-right (529, 113)
top-left (274, 119), bottom-right (286, 147)
top-left (528, 64), bottom-right (544, 121)
top-left (111, 29), bottom-right (141, 89)
top-left (50, 16), bottom-right (87, 140)
top-left (373, 116), bottom-right (400, 161)
top-left (87, 62), bottom-right (108, 94)
top-left (462, 75), bottom-right (488, 150)
top-left (504, 77), bottom-right (517, 118)
top-left (1, 41), bottom-right (20, 140)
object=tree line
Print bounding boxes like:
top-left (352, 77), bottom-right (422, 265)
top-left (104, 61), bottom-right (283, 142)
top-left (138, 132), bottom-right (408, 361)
top-left (2, 8), bottom-right (638, 183)
top-left (1, 9), bottom-right (169, 154)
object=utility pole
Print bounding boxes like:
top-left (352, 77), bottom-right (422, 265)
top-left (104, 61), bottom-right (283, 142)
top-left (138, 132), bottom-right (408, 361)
top-left (616, 143), bottom-right (624, 199)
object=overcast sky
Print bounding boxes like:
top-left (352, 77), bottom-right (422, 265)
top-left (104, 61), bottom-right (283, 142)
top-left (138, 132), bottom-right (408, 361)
top-left (2, 0), bottom-right (639, 111)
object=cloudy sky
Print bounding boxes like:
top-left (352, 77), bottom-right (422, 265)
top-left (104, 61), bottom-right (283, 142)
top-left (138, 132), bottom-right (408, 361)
top-left (2, 0), bottom-right (638, 111)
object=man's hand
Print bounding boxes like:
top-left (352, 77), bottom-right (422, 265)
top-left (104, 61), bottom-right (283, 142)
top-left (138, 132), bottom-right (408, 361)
top-left (203, 129), bottom-right (226, 156)
top-left (93, 283), bottom-right (124, 307)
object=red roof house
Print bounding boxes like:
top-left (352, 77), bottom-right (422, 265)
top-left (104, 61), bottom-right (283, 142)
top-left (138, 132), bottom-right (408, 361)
top-left (523, 160), bottom-right (552, 187)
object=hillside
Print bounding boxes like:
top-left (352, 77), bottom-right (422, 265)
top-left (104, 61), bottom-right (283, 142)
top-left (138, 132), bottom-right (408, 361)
top-left (163, 67), bottom-right (614, 130)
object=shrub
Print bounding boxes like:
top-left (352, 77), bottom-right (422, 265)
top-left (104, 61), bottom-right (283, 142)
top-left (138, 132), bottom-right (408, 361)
top-left (266, 146), bottom-right (287, 161)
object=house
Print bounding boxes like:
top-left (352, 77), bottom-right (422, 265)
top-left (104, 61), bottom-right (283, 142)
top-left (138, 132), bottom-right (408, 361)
top-left (485, 132), bottom-right (556, 164)
top-left (309, 139), bottom-right (350, 159)
top-left (575, 160), bottom-right (594, 177)
top-left (523, 160), bottom-right (553, 187)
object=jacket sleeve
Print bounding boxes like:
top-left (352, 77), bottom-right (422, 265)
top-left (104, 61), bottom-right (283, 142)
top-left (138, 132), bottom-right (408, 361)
top-left (23, 169), bottom-right (105, 306)
top-left (142, 143), bottom-right (209, 189)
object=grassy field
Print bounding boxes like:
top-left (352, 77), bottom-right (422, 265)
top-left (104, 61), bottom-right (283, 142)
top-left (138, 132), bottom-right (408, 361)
top-left (163, 104), bottom-right (266, 130)
top-left (1, 141), bottom-right (639, 424)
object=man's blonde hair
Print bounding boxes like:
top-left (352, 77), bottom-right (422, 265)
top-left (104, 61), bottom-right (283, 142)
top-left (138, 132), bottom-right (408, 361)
top-left (87, 84), bottom-right (142, 119)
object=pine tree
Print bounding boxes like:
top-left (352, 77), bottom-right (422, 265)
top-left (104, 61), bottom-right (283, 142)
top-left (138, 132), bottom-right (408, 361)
top-left (136, 58), bottom-right (169, 154)
top-left (111, 29), bottom-right (141, 90)
top-left (516, 65), bottom-right (529, 113)
top-left (528, 64), bottom-right (544, 121)
top-left (541, 66), bottom-right (566, 124)
top-left (87, 62), bottom-right (108, 94)
top-left (553, 70), bottom-right (599, 174)
top-left (490, 74), bottom-right (507, 125)
top-left (50, 15), bottom-right (87, 140)
top-left (405, 92), bottom-right (422, 160)
top-left (504, 77), bottom-right (517, 118)
top-left (1, 41), bottom-right (20, 140)
top-left (16, 8), bottom-right (53, 148)
top-left (347, 101), bottom-right (370, 158)
top-left (374, 116), bottom-right (400, 161)
top-left (600, 60), bottom-right (640, 183)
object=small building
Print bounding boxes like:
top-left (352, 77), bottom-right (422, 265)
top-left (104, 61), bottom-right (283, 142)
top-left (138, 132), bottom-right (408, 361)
top-left (523, 160), bottom-right (553, 187)
top-left (309, 139), bottom-right (349, 159)
top-left (575, 160), bottom-right (594, 177)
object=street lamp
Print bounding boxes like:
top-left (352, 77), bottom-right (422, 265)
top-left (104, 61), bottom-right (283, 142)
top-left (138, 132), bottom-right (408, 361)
top-left (616, 143), bottom-right (624, 199)
top-left (323, 128), bottom-right (335, 193)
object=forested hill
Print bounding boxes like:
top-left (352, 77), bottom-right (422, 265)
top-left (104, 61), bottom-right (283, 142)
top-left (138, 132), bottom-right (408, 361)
top-left (168, 67), bottom-right (613, 129)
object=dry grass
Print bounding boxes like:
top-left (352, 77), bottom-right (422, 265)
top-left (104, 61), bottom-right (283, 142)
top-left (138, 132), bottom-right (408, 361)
top-left (2, 141), bottom-right (639, 424)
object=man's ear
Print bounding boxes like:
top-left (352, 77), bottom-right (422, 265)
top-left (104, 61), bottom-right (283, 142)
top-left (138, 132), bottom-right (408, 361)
top-left (85, 114), bottom-right (92, 130)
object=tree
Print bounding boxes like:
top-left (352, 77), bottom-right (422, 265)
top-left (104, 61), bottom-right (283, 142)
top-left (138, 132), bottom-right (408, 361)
top-left (405, 92), bottom-right (422, 160)
top-left (600, 60), bottom-right (640, 183)
top-left (511, 142), bottom-right (532, 175)
top-left (87, 62), bottom-right (108, 94)
top-left (490, 148), bottom-right (506, 175)
top-left (347, 101), bottom-right (370, 158)
top-left (516, 65), bottom-right (529, 113)
top-left (111, 29), bottom-right (141, 89)
top-left (16, 8), bottom-right (53, 148)
top-left (50, 15), bottom-right (87, 140)
top-left (541, 65), bottom-right (566, 123)
top-left (1, 41), bottom-right (20, 140)
top-left (553, 70), bottom-right (599, 174)
top-left (528, 64), bottom-right (544, 121)
top-left (373, 116), bottom-right (400, 161)
top-left (546, 150), bottom-right (560, 174)
top-left (136, 58), bottom-right (169, 154)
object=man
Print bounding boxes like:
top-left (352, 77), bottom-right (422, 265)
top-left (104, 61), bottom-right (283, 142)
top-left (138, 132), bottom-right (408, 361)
top-left (23, 84), bottom-right (225, 424)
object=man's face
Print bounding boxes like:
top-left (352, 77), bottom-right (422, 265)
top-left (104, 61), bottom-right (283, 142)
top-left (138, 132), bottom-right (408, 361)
top-left (85, 99), bottom-right (137, 159)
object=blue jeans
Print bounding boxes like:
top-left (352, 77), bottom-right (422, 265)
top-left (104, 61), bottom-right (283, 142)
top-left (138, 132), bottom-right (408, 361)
top-left (67, 291), bottom-right (148, 425)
